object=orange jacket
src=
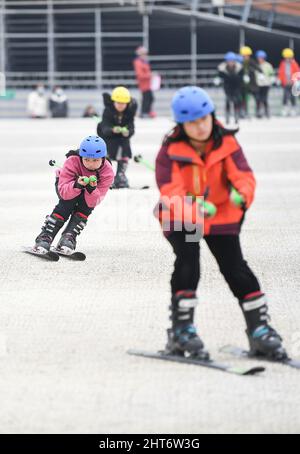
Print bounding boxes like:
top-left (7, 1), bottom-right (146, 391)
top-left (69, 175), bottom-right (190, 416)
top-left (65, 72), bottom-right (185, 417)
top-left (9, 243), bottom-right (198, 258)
top-left (154, 134), bottom-right (256, 236)
top-left (278, 59), bottom-right (300, 86)
top-left (133, 57), bottom-right (152, 92)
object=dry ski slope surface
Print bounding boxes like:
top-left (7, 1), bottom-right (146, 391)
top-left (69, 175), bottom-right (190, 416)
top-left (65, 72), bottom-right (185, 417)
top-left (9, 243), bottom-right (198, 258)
top-left (0, 116), bottom-right (300, 434)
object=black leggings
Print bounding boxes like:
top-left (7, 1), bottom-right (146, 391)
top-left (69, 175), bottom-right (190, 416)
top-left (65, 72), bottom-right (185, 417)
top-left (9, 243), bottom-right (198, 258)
top-left (53, 180), bottom-right (94, 220)
top-left (167, 231), bottom-right (261, 301)
top-left (283, 85), bottom-right (296, 106)
top-left (141, 90), bottom-right (154, 114)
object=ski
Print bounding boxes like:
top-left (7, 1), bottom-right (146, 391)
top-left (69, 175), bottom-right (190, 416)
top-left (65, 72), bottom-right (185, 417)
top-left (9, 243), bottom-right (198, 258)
top-left (128, 185), bottom-right (150, 190)
top-left (110, 185), bottom-right (150, 190)
top-left (51, 248), bottom-right (86, 261)
top-left (127, 349), bottom-right (265, 376)
top-left (22, 246), bottom-right (59, 262)
top-left (220, 345), bottom-right (300, 370)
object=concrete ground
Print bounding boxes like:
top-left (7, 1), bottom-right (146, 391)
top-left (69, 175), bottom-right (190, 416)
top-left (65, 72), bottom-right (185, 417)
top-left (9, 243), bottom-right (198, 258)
top-left (0, 115), bottom-right (299, 434)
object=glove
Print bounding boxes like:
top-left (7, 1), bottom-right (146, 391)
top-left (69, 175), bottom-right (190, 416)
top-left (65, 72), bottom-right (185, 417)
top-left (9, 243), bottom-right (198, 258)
top-left (86, 184), bottom-right (97, 194)
top-left (74, 176), bottom-right (89, 189)
top-left (89, 176), bottom-right (97, 184)
top-left (198, 200), bottom-right (217, 218)
top-left (243, 74), bottom-right (250, 84)
top-left (113, 126), bottom-right (122, 134)
top-left (120, 127), bottom-right (129, 137)
top-left (187, 192), bottom-right (217, 219)
top-left (87, 175), bottom-right (97, 192)
top-left (230, 187), bottom-right (246, 208)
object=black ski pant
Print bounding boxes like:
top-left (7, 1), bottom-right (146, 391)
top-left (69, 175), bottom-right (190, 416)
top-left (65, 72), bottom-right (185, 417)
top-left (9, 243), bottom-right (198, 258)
top-left (166, 230), bottom-right (261, 301)
top-left (256, 86), bottom-right (270, 116)
top-left (53, 179), bottom-right (94, 220)
top-left (141, 90), bottom-right (154, 115)
top-left (283, 85), bottom-right (296, 106)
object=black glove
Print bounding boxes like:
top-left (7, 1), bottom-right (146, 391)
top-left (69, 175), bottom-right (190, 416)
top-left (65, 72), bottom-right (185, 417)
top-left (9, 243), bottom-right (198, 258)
top-left (86, 185), bottom-right (97, 194)
top-left (74, 180), bottom-right (86, 190)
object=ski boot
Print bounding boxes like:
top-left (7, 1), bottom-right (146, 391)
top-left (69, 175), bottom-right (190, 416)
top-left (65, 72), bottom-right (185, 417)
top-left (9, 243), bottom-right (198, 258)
top-left (165, 290), bottom-right (209, 360)
top-left (56, 212), bottom-right (87, 254)
top-left (240, 292), bottom-right (288, 360)
top-left (35, 213), bottom-right (65, 253)
top-left (113, 159), bottom-right (129, 188)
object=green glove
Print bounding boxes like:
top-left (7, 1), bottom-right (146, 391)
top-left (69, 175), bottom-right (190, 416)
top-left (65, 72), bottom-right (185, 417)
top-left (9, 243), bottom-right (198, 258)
top-left (187, 192), bottom-right (217, 219)
top-left (89, 176), bottom-right (97, 184)
top-left (83, 177), bottom-right (90, 184)
top-left (120, 126), bottom-right (129, 137)
top-left (197, 199), bottom-right (217, 218)
top-left (230, 187), bottom-right (245, 207)
top-left (113, 126), bottom-right (122, 133)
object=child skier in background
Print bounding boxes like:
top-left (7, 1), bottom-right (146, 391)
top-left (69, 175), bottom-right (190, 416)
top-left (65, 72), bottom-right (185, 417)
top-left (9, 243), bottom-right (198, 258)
top-left (154, 86), bottom-right (287, 361)
top-left (97, 86), bottom-right (137, 188)
top-left (254, 50), bottom-right (274, 118)
top-left (278, 48), bottom-right (300, 116)
top-left (217, 51), bottom-right (243, 124)
top-left (239, 46), bottom-right (260, 118)
top-left (34, 136), bottom-right (114, 254)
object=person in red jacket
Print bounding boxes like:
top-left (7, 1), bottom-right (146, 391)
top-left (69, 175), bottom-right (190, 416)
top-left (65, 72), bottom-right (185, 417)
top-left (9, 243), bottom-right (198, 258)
top-left (154, 86), bottom-right (287, 361)
top-left (278, 48), bottom-right (300, 116)
top-left (133, 46), bottom-right (156, 118)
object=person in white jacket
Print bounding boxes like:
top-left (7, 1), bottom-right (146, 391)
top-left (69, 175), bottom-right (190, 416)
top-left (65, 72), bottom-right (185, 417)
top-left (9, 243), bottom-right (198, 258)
top-left (27, 84), bottom-right (48, 118)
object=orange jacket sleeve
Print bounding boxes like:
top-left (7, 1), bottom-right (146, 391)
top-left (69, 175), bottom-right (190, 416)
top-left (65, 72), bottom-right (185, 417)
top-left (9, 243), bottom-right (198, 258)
top-left (224, 148), bottom-right (256, 209)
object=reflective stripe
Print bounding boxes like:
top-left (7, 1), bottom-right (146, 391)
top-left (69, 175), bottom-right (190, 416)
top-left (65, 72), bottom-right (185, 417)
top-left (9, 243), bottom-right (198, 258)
top-left (178, 297), bottom-right (198, 309)
top-left (178, 314), bottom-right (191, 321)
top-left (242, 295), bottom-right (266, 312)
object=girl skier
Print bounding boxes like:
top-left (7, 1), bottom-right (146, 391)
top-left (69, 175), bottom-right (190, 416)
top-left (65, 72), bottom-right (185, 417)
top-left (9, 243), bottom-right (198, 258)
top-left (34, 135), bottom-right (114, 254)
top-left (97, 86), bottom-right (137, 188)
top-left (154, 86), bottom-right (287, 361)
top-left (217, 51), bottom-right (243, 124)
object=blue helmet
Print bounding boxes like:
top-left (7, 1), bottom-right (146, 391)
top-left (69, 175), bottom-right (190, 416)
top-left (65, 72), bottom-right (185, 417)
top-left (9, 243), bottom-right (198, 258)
top-left (224, 52), bottom-right (237, 62)
top-left (235, 54), bottom-right (244, 63)
top-left (256, 50), bottom-right (267, 60)
top-left (79, 135), bottom-right (107, 158)
top-left (171, 86), bottom-right (215, 123)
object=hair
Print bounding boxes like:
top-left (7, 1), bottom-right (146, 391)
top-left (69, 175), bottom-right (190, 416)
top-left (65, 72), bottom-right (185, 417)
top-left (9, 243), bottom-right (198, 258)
top-left (163, 113), bottom-right (238, 150)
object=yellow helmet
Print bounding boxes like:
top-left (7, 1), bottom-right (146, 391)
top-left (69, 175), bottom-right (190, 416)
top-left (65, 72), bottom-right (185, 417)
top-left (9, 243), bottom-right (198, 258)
top-left (240, 46), bottom-right (253, 56)
top-left (111, 86), bottom-right (131, 104)
top-left (282, 48), bottom-right (294, 59)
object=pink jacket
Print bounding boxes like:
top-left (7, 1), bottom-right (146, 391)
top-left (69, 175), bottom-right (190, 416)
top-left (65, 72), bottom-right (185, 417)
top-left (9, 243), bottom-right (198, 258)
top-left (56, 156), bottom-right (114, 208)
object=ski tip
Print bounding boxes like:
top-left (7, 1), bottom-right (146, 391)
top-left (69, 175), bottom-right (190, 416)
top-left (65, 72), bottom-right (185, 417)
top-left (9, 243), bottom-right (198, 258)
top-left (127, 349), bottom-right (140, 356)
top-left (22, 246), bottom-right (60, 261)
top-left (243, 366), bottom-right (266, 375)
top-left (51, 248), bottom-right (86, 261)
top-left (227, 366), bottom-right (266, 375)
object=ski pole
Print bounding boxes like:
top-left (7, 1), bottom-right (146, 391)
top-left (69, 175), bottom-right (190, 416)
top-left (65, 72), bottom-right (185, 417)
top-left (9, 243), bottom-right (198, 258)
top-left (133, 154), bottom-right (216, 215)
top-left (133, 154), bottom-right (155, 172)
top-left (49, 159), bottom-right (62, 169)
top-left (49, 160), bottom-right (97, 184)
